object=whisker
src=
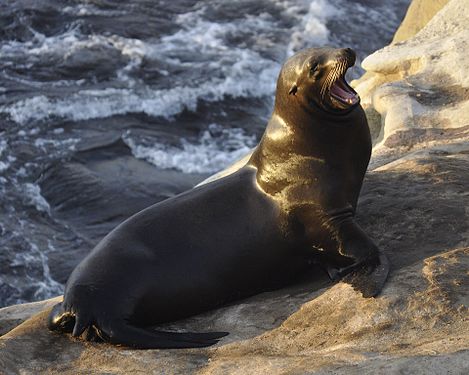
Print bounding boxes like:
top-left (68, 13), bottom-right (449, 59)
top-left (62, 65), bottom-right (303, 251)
top-left (321, 59), bottom-right (341, 100)
top-left (321, 58), bottom-right (348, 101)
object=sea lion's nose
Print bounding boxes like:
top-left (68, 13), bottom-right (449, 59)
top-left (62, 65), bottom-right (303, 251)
top-left (341, 48), bottom-right (356, 65)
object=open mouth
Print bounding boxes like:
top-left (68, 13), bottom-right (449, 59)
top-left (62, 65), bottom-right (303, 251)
top-left (321, 58), bottom-right (360, 111)
top-left (330, 76), bottom-right (359, 107)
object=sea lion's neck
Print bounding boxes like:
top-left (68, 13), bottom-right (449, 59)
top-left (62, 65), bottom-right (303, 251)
top-left (253, 104), bottom-right (367, 165)
top-left (249, 104), bottom-right (370, 203)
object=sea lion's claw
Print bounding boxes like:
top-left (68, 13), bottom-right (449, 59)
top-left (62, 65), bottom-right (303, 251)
top-left (342, 252), bottom-right (390, 298)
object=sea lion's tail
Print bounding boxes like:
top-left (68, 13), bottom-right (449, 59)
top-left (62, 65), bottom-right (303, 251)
top-left (47, 302), bottom-right (228, 349)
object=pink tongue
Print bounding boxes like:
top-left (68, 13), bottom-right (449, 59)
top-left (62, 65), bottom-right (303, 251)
top-left (331, 82), bottom-right (357, 103)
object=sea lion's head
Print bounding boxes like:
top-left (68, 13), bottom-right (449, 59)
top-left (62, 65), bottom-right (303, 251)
top-left (276, 47), bottom-right (360, 116)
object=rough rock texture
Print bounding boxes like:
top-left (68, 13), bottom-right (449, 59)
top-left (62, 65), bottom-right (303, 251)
top-left (353, 0), bottom-right (469, 164)
top-left (1, 0), bottom-right (469, 373)
top-left (0, 246), bottom-right (467, 374)
top-left (0, 297), bottom-right (61, 337)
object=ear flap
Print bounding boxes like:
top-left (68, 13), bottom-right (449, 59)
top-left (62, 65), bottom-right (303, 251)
top-left (288, 84), bottom-right (298, 96)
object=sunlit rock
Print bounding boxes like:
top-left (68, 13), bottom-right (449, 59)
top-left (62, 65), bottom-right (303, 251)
top-left (1, 0), bottom-right (469, 373)
top-left (354, 0), bottom-right (469, 164)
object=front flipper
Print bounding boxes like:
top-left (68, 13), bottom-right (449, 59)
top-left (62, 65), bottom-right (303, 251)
top-left (340, 251), bottom-right (389, 297)
top-left (333, 219), bottom-right (390, 297)
top-left (296, 205), bottom-right (390, 298)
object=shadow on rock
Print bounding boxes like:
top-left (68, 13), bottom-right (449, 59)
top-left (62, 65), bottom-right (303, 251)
top-left (0, 301), bottom-right (85, 374)
top-left (358, 151), bottom-right (469, 270)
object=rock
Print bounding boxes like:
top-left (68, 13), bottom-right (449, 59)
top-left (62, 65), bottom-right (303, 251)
top-left (355, 0), bottom-right (450, 93)
top-left (353, 0), bottom-right (469, 166)
top-left (392, 0), bottom-right (449, 43)
top-left (2, 0), bottom-right (469, 373)
top-left (0, 297), bottom-right (61, 337)
top-left (0, 250), bottom-right (467, 373)
top-left (203, 247), bottom-right (469, 374)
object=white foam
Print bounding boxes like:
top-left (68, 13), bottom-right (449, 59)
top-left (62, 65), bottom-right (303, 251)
top-left (62, 4), bottom-right (127, 17)
top-left (33, 246), bottom-right (64, 300)
top-left (2, 55), bottom-right (278, 124)
top-left (1, 68), bottom-right (84, 89)
top-left (22, 183), bottom-right (51, 214)
top-left (0, 9), bottom-right (281, 124)
top-left (0, 27), bottom-right (146, 87)
top-left (125, 124), bottom-right (256, 174)
top-left (0, 139), bottom-right (7, 155)
top-left (0, 0), bottom-right (344, 126)
top-left (0, 139), bottom-right (9, 173)
top-left (0, 162), bottom-right (8, 173)
top-left (285, 0), bottom-right (338, 56)
top-left (34, 137), bottom-right (79, 151)
top-left (0, 25), bottom-right (79, 58)
top-left (9, 242), bottom-right (63, 302)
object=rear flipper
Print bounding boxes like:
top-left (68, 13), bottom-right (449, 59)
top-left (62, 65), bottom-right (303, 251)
top-left (48, 302), bottom-right (94, 337)
top-left (48, 302), bottom-right (78, 333)
top-left (98, 321), bottom-right (228, 349)
top-left (48, 303), bottom-right (228, 349)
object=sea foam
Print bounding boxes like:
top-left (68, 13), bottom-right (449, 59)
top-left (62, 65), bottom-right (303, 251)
top-left (124, 124), bottom-right (256, 174)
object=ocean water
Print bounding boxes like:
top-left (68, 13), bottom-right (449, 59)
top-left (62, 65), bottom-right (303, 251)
top-left (0, 0), bottom-right (410, 307)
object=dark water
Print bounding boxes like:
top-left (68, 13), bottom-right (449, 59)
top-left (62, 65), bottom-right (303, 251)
top-left (0, 0), bottom-right (410, 307)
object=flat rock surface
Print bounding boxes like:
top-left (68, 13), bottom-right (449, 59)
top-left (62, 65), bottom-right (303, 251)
top-left (1, 0), bottom-right (469, 373)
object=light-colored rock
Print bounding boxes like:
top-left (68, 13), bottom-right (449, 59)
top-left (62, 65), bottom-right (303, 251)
top-left (353, 0), bottom-right (469, 166)
top-left (392, 0), bottom-right (449, 43)
top-left (203, 247), bottom-right (469, 374)
top-left (353, 0), bottom-right (450, 102)
top-left (2, 0), bottom-right (469, 373)
top-left (0, 296), bottom-right (61, 336)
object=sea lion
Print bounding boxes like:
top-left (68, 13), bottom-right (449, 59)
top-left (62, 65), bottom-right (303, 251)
top-left (48, 47), bottom-right (389, 349)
